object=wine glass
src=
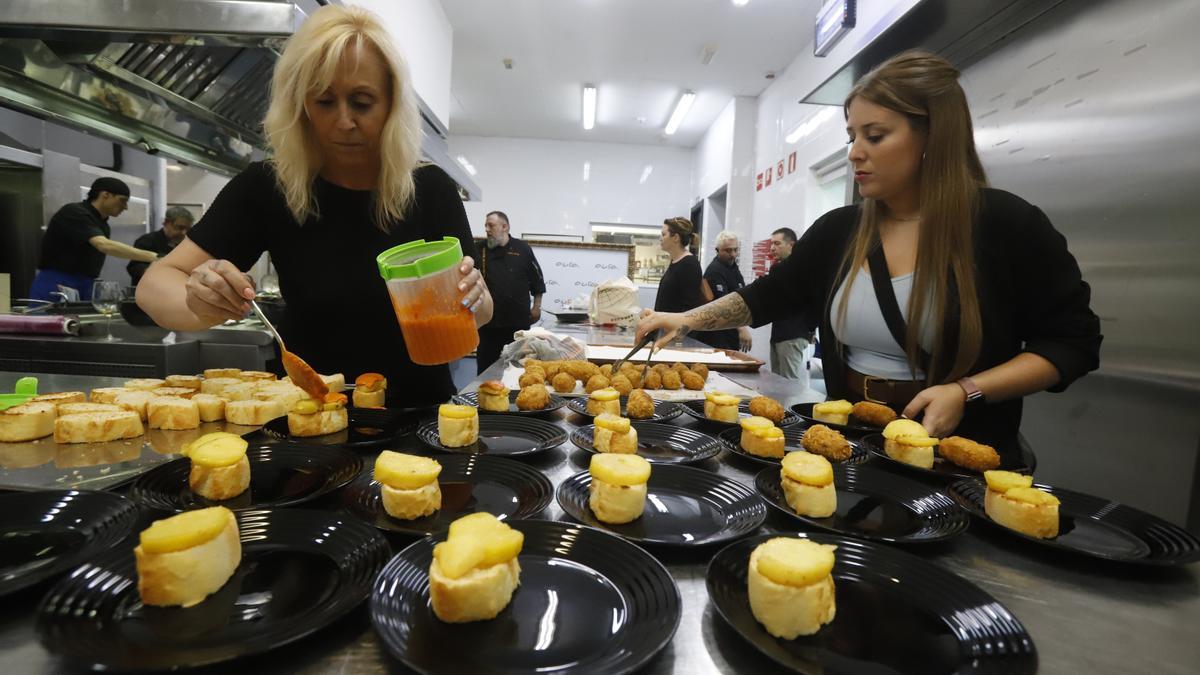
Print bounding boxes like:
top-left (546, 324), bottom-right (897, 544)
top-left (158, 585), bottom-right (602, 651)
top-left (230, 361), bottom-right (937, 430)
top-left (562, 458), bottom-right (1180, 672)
top-left (91, 280), bottom-right (123, 342)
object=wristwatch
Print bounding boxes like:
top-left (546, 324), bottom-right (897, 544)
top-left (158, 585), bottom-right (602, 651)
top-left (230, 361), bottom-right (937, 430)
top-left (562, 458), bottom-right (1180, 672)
top-left (956, 376), bottom-right (986, 405)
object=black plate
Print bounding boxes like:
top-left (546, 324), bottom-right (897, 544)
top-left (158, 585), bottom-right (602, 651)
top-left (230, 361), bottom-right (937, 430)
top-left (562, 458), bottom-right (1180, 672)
top-left (707, 532), bottom-right (1037, 674)
top-left (37, 509), bottom-right (390, 671)
top-left (716, 426), bottom-right (871, 467)
top-left (545, 310), bottom-right (588, 324)
top-left (416, 415), bottom-right (567, 457)
top-left (454, 390), bottom-right (567, 415)
top-left (789, 401), bottom-right (883, 434)
top-left (755, 464), bottom-right (968, 544)
top-left (342, 454), bottom-right (553, 536)
top-left (680, 398), bottom-right (802, 427)
top-left (861, 433), bottom-right (1037, 481)
top-left (565, 395), bottom-right (683, 422)
top-left (569, 422), bottom-right (722, 464)
top-left (0, 490), bottom-right (137, 597)
top-left (261, 406), bottom-right (423, 449)
top-left (129, 443), bottom-right (362, 512)
top-left (557, 465), bottom-right (766, 547)
top-left (947, 478), bottom-right (1200, 565)
top-left (371, 519), bottom-right (680, 674)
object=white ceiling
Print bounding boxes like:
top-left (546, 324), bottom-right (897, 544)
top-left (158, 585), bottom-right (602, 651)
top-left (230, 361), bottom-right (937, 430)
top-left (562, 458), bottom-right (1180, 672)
top-left (441, 0), bottom-right (821, 147)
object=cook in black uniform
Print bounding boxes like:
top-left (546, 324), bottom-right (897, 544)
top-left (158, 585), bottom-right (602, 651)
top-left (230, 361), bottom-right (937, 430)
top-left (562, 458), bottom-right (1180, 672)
top-left (30, 177), bottom-right (157, 301)
top-left (477, 210), bottom-right (546, 373)
top-left (767, 227), bottom-right (818, 378)
top-left (702, 230), bottom-right (752, 352)
top-left (128, 206), bottom-right (194, 285)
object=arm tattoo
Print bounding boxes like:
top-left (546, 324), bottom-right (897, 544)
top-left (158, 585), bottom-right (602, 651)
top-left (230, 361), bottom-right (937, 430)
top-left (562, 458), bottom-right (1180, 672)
top-left (683, 293), bottom-right (752, 332)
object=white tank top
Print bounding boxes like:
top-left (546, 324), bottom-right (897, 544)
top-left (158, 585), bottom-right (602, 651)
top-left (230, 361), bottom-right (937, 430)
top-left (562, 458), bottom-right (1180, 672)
top-left (830, 267), bottom-right (935, 381)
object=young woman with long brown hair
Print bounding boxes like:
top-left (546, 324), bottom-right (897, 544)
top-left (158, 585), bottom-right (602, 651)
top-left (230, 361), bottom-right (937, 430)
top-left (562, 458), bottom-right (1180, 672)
top-left (637, 51), bottom-right (1102, 456)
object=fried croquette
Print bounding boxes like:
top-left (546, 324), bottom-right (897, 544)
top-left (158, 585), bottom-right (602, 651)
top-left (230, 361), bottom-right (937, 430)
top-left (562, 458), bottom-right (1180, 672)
top-left (625, 389), bottom-right (656, 420)
top-left (689, 363), bottom-right (709, 381)
top-left (543, 361), bottom-right (563, 378)
top-left (515, 384), bottom-right (551, 410)
top-left (584, 374), bottom-right (611, 394)
top-left (671, 362), bottom-right (689, 375)
top-left (643, 371), bottom-right (663, 390)
top-left (551, 372), bottom-right (577, 393)
top-left (652, 363), bottom-right (671, 375)
top-left (610, 374), bottom-right (633, 396)
top-left (800, 424), bottom-right (853, 462)
top-left (661, 370), bottom-right (682, 390)
top-left (599, 364), bottom-right (613, 378)
top-left (564, 360), bottom-right (597, 382)
top-left (518, 371), bottom-right (545, 388)
top-left (851, 401), bottom-right (898, 427)
top-left (939, 436), bottom-right (1001, 472)
top-left (681, 370), bottom-right (705, 391)
top-left (748, 396), bottom-right (786, 425)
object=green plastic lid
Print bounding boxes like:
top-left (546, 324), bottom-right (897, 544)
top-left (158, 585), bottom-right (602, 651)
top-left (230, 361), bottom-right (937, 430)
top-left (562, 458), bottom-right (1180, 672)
top-left (376, 237), bottom-right (463, 281)
top-left (0, 376), bottom-right (38, 411)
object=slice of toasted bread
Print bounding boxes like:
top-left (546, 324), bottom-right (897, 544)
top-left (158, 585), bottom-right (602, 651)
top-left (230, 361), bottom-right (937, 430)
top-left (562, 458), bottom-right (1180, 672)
top-left (224, 399), bottom-right (283, 426)
top-left (0, 401), bottom-right (57, 442)
top-left (147, 396), bottom-right (201, 430)
top-left (54, 410), bottom-right (144, 443)
top-left (31, 391), bottom-right (86, 405)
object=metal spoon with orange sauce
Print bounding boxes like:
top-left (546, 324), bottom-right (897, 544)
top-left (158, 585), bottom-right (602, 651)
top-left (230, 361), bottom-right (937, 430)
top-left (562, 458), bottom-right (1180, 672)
top-left (250, 300), bottom-right (327, 401)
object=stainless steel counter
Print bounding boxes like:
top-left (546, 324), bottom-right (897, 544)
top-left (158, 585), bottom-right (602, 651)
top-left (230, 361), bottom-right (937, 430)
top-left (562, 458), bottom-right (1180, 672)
top-left (1, 361), bottom-right (1198, 674)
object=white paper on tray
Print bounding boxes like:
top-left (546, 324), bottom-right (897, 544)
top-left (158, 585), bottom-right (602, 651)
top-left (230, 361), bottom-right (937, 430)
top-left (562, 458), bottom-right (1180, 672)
top-left (585, 344), bottom-right (746, 365)
top-left (498, 365), bottom-right (756, 400)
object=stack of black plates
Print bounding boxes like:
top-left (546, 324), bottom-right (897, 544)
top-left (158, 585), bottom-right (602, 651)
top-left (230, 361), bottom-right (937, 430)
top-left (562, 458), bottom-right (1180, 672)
top-left (37, 509), bottom-right (390, 670)
top-left (948, 478), bottom-right (1200, 565)
top-left (708, 532), bottom-right (1037, 673)
top-left (342, 454), bottom-right (554, 536)
top-left (371, 520), bottom-right (681, 674)
top-left (1, 490), bottom-right (137, 596)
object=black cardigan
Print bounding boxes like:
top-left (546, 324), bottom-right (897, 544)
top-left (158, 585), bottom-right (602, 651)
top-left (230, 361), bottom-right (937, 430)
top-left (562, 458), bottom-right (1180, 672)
top-left (738, 188), bottom-right (1102, 456)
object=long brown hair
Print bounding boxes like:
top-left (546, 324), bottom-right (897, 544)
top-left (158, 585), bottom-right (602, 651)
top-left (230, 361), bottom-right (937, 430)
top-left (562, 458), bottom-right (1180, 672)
top-left (836, 50), bottom-right (987, 384)
top-left (663, 217), bottom-right (696, 251)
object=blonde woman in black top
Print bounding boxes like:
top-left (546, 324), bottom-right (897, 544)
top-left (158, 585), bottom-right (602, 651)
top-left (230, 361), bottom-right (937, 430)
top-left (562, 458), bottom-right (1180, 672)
top-left (638, 51), bottom-right (1101, 455)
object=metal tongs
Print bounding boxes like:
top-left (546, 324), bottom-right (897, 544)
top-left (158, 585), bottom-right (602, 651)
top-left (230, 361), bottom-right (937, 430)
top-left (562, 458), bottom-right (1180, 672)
top-left (610, 329), bottom-right (660, 374)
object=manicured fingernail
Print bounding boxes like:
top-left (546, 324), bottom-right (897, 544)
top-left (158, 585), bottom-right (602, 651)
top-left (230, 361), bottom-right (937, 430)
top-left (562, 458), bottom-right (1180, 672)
top-left (461, 298), bottom-right (471, 307)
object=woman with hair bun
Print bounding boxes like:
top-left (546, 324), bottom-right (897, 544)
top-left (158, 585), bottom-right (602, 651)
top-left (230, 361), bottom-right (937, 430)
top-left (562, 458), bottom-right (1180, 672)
top-left (638, 51), bottom-right (1101, 458)
top-left (137, 5), bottom-right (493, 406)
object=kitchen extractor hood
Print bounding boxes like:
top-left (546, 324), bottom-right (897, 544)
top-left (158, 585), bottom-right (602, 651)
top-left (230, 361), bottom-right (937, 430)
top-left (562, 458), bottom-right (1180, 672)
top-left (802, 0), bottom-right (1069, 106)
top-left (0, 0), bottom-right (481, 199)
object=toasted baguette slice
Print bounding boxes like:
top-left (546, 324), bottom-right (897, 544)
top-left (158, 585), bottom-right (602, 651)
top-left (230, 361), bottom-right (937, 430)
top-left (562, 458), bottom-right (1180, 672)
top-left (203, 368), bottom-right (242, 379)
top-left (135, 508), bottom-right (241, 608)
top-left (147, 396), bottom-right (201, 430)
top-left (224, 399), bottom-right (283, 426)
top-left (164, 374), bottom-right (202, 391)
top-left (200, 377), bottom-right (242, 396)
top-left (381, 482), bottom-right (442, 520)
top-left (54, 410), bottom-right (144, 443)
top-left (429, 557), bottom-right (521, 623)
top-left (0, 401), bottom-right (57, 442)
top-left (124, 378), bottom-right (166, 391)
top-left (984, 488), bottom-right (1060, 539)
top-left (287, 408), bottom-right (348, 437)
top-left (192, 394), bottom-right (227, 422)
top-left (113, 390), bottom-right (154, 421)
top-left (89, 387), bottom-right (129, 404)
top-left (253, 384), bottom-right (305, 412)
top-left (58, 402), bottom-right (122, 416)
top-left (31, 391), bottom-right (86, 405)
top-left (237, 370), bottom-right (277, 382)
top-left (151, 386), bottom-right (197, 400)
top-left (353, 387), bottom-right (387, 409)
top-left (189, 455), bottom-right (251, 501)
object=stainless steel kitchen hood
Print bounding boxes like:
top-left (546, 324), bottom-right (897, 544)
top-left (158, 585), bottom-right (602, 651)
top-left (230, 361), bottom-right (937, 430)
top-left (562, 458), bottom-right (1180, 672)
top-left (0, 0), bottom-right (480, 198)
top-left (802, 0), bottom-right (1069, 106)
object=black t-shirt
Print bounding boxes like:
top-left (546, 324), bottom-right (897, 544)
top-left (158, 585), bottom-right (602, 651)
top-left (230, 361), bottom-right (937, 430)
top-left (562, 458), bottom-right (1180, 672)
top-left (39, 201), bottom-right (109, 278)
top-left (128, 229), bottom-right (172, 285)
top-left (187, 162), bottom-right (473, 407)
top-left (479, 237), bottom-right (546, 328)
top-left (654, 254), bottom-right (704, 313)
top-left (703, 258), bottom-right (745, 350)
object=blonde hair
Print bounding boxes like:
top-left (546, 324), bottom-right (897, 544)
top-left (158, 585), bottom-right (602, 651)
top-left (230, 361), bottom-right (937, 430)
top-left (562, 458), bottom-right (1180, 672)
top-left (836, 50), bottom-right (987, 384)
top-left (263, 4), bottom-right (422, 231)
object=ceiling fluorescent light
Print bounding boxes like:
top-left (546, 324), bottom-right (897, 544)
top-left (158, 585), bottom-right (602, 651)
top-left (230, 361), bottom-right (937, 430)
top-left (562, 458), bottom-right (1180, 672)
top-left (639, 164), bottom-right (653, 184)
top-left (583, 161), bottom-right (591, 181)
top-left (732, 0), bottom-right (750, 6)
top-left (456, 155), bottom-right (477, 176)
top-left (664, 91), bottom-right (696, 135)
top-left (785, 106), bottom-right (837, 144)
top-left (582, 85), bottom-right (597, 130)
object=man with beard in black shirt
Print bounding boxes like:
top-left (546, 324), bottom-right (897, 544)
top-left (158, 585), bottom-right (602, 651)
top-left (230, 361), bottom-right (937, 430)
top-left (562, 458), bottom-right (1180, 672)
top-left (477, 211), bottom-right (546, 373)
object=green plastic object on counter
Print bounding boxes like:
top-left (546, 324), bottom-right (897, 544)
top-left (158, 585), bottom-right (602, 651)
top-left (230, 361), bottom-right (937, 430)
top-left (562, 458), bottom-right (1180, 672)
top-left (0, 376), bottom-right (38, 410)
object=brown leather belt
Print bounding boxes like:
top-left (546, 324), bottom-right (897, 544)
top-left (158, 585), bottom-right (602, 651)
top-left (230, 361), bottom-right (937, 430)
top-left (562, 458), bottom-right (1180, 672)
top-left (846, 368), bottom-right (925, 410)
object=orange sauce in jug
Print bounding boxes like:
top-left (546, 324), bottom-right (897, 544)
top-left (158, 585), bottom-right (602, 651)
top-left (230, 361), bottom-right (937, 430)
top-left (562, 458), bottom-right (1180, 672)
top-left (391, 286), bottom-right (478, 366)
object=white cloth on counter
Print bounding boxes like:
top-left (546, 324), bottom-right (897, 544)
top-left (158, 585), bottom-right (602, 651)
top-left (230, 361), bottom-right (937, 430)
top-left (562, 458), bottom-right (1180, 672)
top-left (498, 327), bottom-right (587, 366)
top-left (499, 365), bottom-right (757, 401)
